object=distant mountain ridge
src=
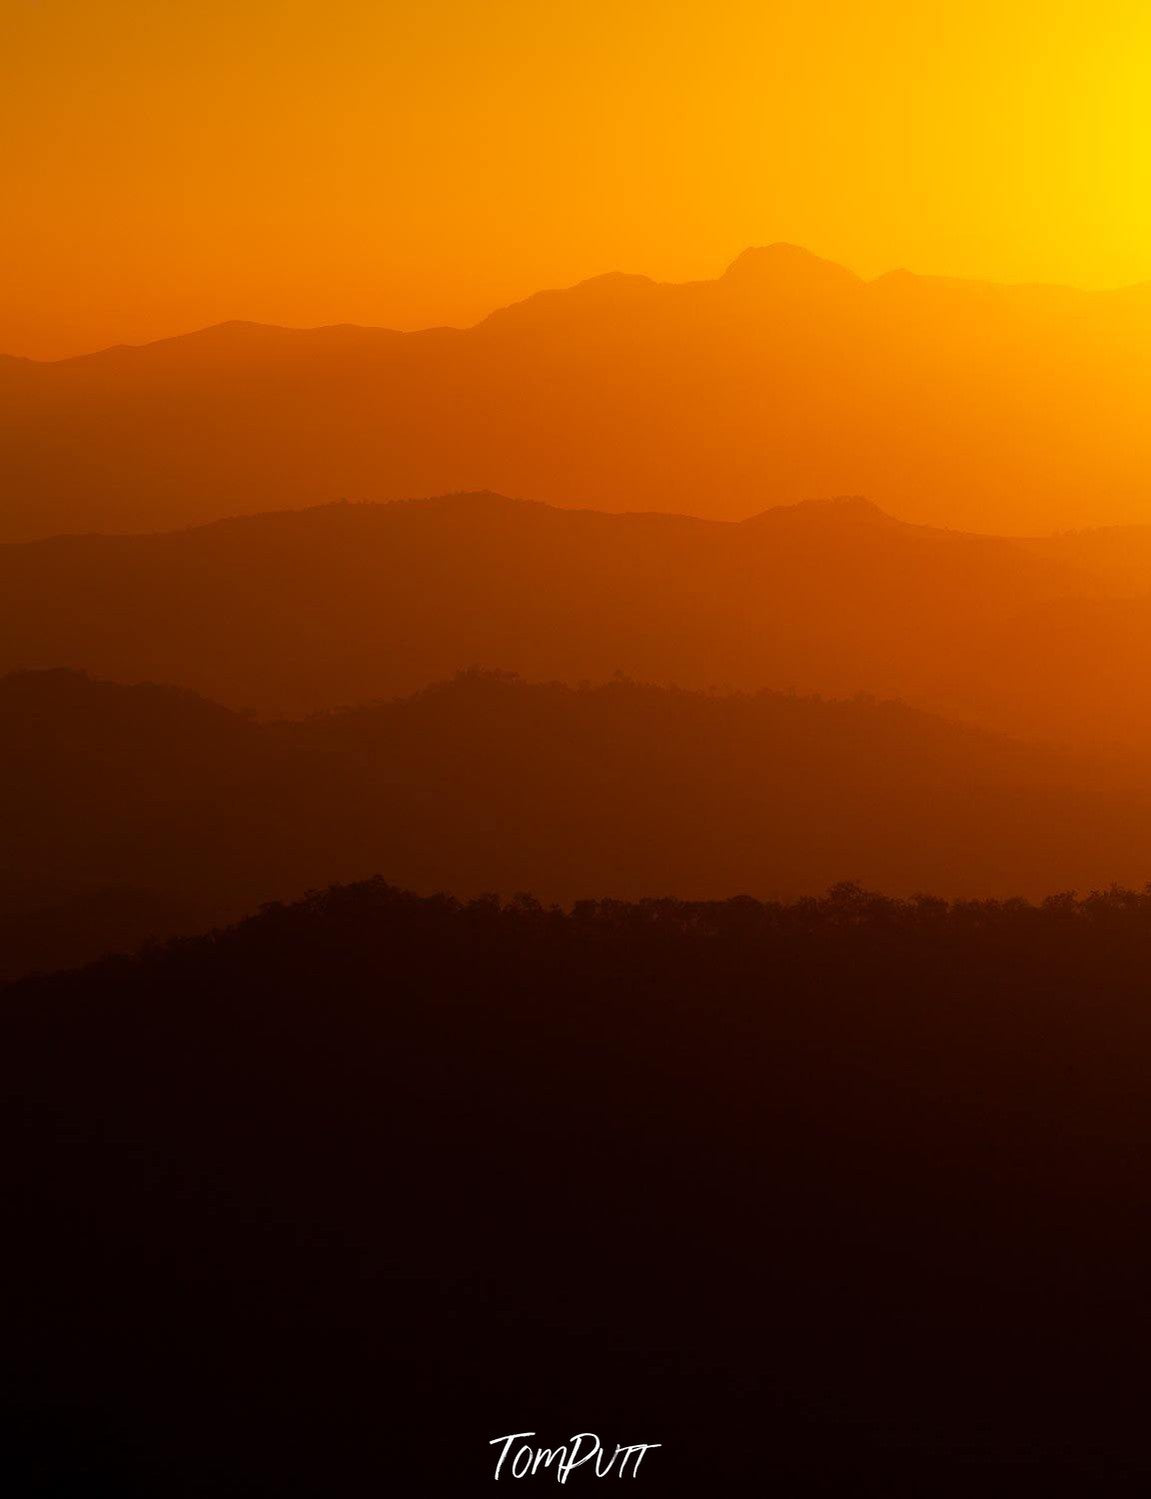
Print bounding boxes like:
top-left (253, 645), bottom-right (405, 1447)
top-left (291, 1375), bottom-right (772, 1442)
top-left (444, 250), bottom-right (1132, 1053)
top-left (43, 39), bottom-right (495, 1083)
top-left (3, 490), bottom-right (1150, 749)
top-left (5, 245), bottom-right (1151, 540)
top-left (3, 664), bottom-right (1148, 980)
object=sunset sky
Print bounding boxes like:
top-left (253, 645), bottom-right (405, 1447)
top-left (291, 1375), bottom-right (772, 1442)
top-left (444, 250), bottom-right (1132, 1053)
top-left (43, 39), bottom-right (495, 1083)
top-left (5, 0), bottom-right (1150, 359)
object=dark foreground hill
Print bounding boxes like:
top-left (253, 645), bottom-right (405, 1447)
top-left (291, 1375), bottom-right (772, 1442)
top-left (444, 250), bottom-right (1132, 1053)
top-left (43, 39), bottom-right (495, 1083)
top-left (6, 243), bottom-right (1151, 540)
top-left (9, 879), bottom-right (1151, 1492)
top-left (6, 491), bottom-right (1151, 748)
top-left (3, 667), bottom-right (1149, 979)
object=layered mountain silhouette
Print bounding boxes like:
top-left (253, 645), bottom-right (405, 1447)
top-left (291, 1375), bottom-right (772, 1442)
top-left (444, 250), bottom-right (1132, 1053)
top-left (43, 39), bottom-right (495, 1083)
top-left (12, 243), bottom-right (1151, 1497)
top-left (4, 490), bottom-right (1151, 748)
top-left (4, 665), bottom-right (1149, 979)
top-left (5, 245), bottom-right (1151, 540)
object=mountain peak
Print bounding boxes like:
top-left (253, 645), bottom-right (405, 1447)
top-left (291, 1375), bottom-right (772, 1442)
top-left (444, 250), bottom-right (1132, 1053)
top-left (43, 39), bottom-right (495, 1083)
top-left (741, 494), bottom-right (894, 528)
top-left (722, 244), bottom-right (860, 289)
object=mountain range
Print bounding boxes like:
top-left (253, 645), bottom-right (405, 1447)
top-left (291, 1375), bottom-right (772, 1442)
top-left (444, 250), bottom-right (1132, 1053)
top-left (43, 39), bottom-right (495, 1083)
top-left (3, 664), bottom-right (1149, 980)
top-left (4, 490), bottom-right (1151, 748)
top-left (5, 244), bottom-right (1151, 541)
top-left (11, 240), bottom-right (1151, 1496)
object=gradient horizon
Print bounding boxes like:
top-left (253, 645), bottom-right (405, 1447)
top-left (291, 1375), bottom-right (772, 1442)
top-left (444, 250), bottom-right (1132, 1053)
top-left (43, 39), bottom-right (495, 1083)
top-left (5, 0), bottom-right (1151, 359)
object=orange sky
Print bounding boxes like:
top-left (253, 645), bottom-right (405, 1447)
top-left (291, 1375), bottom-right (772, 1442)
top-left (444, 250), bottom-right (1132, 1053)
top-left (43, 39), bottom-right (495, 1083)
top-left (4, 0), bottom-right (1151, 359)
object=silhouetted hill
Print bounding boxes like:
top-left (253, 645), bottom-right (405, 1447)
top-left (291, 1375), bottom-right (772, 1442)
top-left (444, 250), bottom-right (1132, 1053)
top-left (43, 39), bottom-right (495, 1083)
top-left (6, 246), bottom-right (1151, 539)
top-left (3, 491), bottom-right (1151, 746)
top-left (3, 666), bottom-right (1149, 979)
top-left (11, 877), bottom-right (1151, 1491)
